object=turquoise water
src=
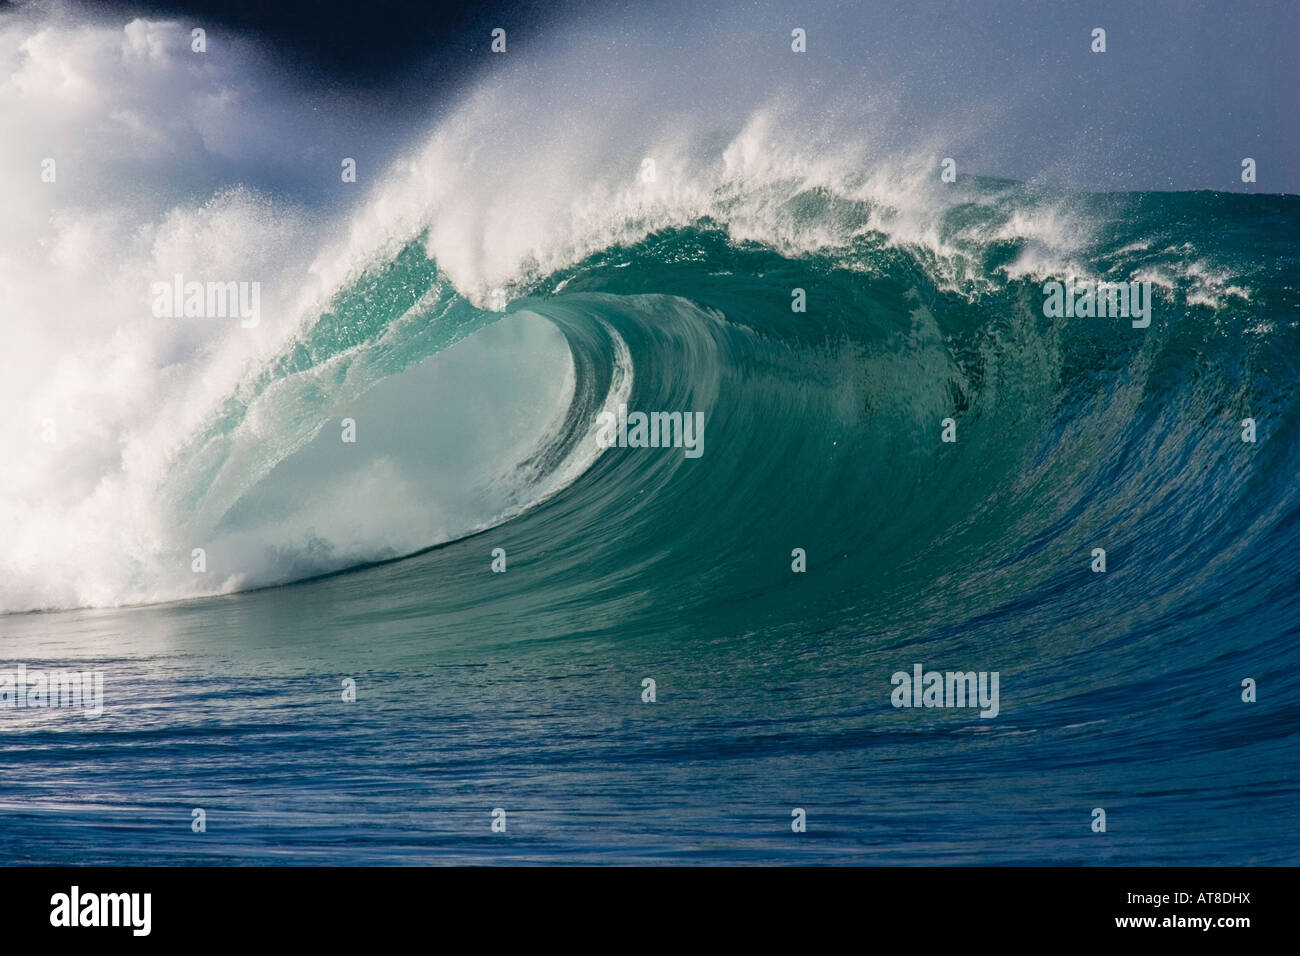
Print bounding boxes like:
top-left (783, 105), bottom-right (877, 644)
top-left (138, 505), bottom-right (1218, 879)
top-left (3, 184), bottom-right (1299, 864)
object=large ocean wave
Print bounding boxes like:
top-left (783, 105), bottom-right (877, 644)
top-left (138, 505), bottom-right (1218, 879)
top-left (1, 13), bottom-right (1297, 639)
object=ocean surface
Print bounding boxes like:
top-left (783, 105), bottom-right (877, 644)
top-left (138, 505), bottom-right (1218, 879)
top-left (3, 178), bottom-right (1298, 864)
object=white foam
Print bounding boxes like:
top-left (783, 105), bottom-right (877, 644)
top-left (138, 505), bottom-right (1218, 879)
top-left (0, 15), bottom-right (344, 610)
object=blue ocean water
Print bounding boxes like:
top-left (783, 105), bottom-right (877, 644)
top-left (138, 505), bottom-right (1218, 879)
top-left (2, 183), bottom-right (1298, 864)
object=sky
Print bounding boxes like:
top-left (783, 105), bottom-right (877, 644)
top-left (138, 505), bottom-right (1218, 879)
top-left (46, 0), bottom-right (1298, 194)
